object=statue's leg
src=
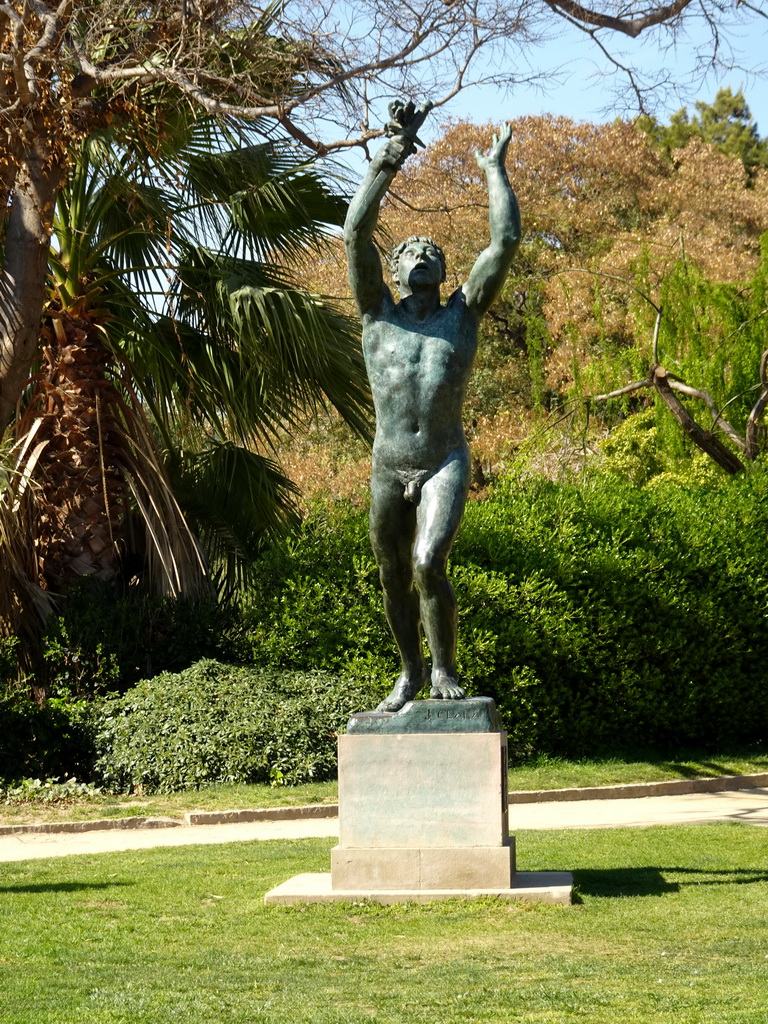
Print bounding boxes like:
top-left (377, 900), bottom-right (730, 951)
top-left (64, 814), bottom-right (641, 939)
top-left (370, 469), bottom-right (428, 712)
top-left (412, 449), bottom-right (470, 700)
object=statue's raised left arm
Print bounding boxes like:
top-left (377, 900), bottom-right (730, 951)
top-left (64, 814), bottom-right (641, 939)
top-left (462, 125), bottom-right (521, 317)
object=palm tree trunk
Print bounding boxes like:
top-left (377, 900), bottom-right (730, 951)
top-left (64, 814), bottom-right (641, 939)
top-left (26, 312), bottom-right (127, 587)
top-left (0, 131), bottom-right (64, 429)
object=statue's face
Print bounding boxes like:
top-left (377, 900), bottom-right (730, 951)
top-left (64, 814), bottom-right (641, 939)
top-left (397, 240), bottom-right (443, 292)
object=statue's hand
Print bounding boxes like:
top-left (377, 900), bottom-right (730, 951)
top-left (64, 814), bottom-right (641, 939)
top-left (372, 133), bottom-right (416, 173)
top-left (475, 123), bottom-right (513, 172)
top-left (371, 97), bottom-right (432, 173)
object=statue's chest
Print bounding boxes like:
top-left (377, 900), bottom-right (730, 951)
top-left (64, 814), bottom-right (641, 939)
top-left (363, 307), bottom-right (475, 384)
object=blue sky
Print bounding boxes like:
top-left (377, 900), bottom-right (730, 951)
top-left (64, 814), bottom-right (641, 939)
top-left (441, 13), bottom-right (768, 131)
top-left (329, 12), bottom-right (767, 182)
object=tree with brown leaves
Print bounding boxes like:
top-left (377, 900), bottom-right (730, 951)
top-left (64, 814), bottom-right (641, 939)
top-left (2, 1), bottom-right (766, 427)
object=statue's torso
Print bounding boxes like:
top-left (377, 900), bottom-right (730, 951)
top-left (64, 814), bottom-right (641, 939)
top-left (362, 289), bottom-right (478, 472)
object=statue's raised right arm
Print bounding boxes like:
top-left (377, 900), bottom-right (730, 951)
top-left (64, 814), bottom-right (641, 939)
top-left (462, 124), bottom-right (521, 316)
top-left (343, 100), bottom-right (432, 316)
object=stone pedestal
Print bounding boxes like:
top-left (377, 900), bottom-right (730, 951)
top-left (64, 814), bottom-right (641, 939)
top-left (332, 730), bottom-right (514, 890)
top-left (264, 697), bottom-right (572, 906)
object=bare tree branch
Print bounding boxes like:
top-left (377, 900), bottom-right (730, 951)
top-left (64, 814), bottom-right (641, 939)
top-left (651, 307), bottom-right (662, 364)
top-left (745, 349), bottom-right (768, 459)
top-left (554, 267), bottom-right (662, 315)
top-left (573, 22), bottom-right (649, 111)
top-left (543, 0), bottom-right (694, 39)
top-left (593, 378), bottom-right (651, 401)
top-left (667, 378), bottom-right (747, 452)
top-left (653, 366), bottom-right (746, 474)
top-left (737, 0), bottom-right (768, 17)
top-left (25, 0), bottom-right (73, 62)
top-left (590, 304), bottom-right (766, 466)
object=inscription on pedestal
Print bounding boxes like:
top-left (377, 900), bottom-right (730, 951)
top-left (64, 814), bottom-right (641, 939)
top-left (346, 696), bottom-right (502, 735)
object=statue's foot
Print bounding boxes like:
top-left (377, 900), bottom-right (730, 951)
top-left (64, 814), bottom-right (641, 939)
top-left (375, 671), bottom-right (426, 713)
top-left (429, 669), bottom-right (466, 701)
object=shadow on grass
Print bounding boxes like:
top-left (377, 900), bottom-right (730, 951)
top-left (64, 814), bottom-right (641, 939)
top-left (575, 866), bottom-right (768, 898)
top-left (661, 760), bottom-right (760, 779)
top-left (574, 867), bottom-right (678, 898)
top-left (0, 881), bottom-right (132, 895)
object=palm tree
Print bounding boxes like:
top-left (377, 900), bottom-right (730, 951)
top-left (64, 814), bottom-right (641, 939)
top-left (1, 114), bottom-right (369, 640)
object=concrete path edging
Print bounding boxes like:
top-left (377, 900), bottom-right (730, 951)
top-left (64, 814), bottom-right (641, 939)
top-left (0, 803), bottom-right (339, 837)
top-left (0, 815), bottom-right (182, 837)
top-left (2, 784), bottom-right (768, 862)
top-left (507, 772), bottom-right (768, 804)
top-left (185, 804), bottom-right (339, 826)
top-left (2, 774), bottom-right (767, 837)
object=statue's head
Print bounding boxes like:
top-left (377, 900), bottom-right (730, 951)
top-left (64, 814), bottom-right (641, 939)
top-left (389, 236), bottom-right (446, 291)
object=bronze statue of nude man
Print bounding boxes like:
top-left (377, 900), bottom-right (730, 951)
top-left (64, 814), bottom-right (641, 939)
top-left (344, 102), bottom-right (521, 713)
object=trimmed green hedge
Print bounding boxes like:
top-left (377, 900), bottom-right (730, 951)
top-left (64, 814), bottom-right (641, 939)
top-left (92, 660), bottom-right (379, 793)
top-left (455, 470), bottom-right (768, 756)
top-left (236, 465), bottom-right (768, 758)
top-left (7, 461), bottom-right (768, 785)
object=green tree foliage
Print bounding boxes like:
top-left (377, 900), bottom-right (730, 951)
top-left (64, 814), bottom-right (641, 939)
top-left (349, 111), bottom-right (768, 441)
top-left (0, 117), bottom-right (372, 660)
top-left (0, 687), bottom-right (95, 782)
top-left (6, 0), bottom-right (755, 428)
top-left (640, 88), bottom-right (768, 176)
top-left (584, 235), bottom-right (768, 472)
top-left (658, 243), bottom-right (768, 430)
top-left (55, 120), bottom-right (370, 565)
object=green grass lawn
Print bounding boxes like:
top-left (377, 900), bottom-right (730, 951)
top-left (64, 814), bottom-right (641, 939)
top-left (1, 824), bottom-right (767, 1023)
top-left (507, 750), bottom-right (768, 791)
top-left (2, 750), bottom-right (767, 826)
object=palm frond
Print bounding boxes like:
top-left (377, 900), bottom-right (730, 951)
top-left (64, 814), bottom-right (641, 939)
top-left (166, 441), bottom-right (300, 598)
top-left (182, 142), bottom-right (347, 264)
top-left (26, 114), bottom-right (371, 601)
top-left (154, 245), bottom-right (371, 445)
top-left (0, 427), bottom-right (58, 639)
top-left (104, 385), bottom-right (210, 598)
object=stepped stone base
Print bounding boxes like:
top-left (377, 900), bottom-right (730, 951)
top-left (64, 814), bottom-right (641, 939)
top-left (264, 871), bottom-right (574, 906)
top-left (331, 840), bottom-right (515, 890)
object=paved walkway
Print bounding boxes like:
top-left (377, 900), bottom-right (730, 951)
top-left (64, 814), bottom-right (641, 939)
top-left (1, 784), bottom-right (766, 863)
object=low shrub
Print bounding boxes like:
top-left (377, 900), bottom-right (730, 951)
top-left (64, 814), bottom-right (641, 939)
top-left (39, 580), bottom-right (235, 697)
top-left (453, 467), bottom-right (768, 756)
top-left (10, 458), bottom-right (768, 783)
top-left (234, 502), bottom-right (390, 684)
top-left (2, 582), bottom-right (236, 783)
top-left (93, 659), bottom-right (380, 793)
top-left (0, 776), bottom-right (103, 805)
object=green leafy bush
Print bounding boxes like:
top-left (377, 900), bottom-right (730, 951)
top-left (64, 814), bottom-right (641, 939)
top-left (93, 660), bottom-right (380, 793)
top-left (38, 580), bottom-right (235, 697)
top-left (11, 457), bottom-right (768, 786)
top-left (0, 636), bottom-right (20, 686)
top-left (454, 468), bottom-right (768, 756)
top-left (235, 501), bottom-right (393, 685)
top-left (2, 582), bottom-right (237, 783)
top-left (0, 691), bottom-right (95, 782)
